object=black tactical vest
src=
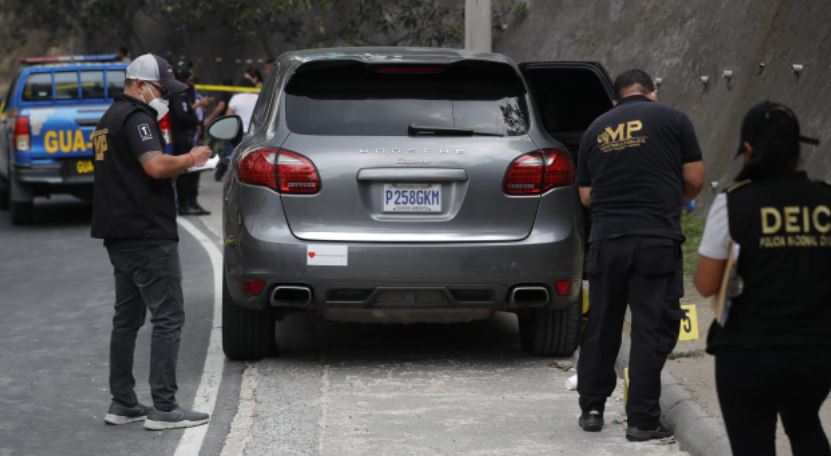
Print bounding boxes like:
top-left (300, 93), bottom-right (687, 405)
top-left (712, 172), bottom-right (831, 349)
top-left (90, 95), bottom-right (178, 241)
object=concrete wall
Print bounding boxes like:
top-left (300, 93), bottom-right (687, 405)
top-left (496, 0), bottom-right (831, 205)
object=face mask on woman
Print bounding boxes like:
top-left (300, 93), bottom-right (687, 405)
top-left (141, 83), bottom-right (170, 120)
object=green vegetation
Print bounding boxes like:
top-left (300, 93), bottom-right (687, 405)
top-left (512, 1), bottom-right (528, 18)
top-left (681, 211), bottom-right (705, 277)
top-left (3, 0), bottom-right (525, 59)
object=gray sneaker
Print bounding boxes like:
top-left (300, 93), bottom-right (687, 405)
top-left (143, 407), bottom-right (210, 431)
top-left (104, 401), bottom-right (151, 425)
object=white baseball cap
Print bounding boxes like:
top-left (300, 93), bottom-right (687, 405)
top-left (126, 53), bottom-right (188, 95)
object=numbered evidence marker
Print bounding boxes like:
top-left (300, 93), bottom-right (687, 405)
top-left (678, 303), bottom-right (700, 341)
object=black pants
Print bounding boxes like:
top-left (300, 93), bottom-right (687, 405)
top-left (173, 143), bottom-right (200, 207)
top-left (577, 236), bottom-right (684, 429)
top-left (106, 241), bottom-right (184, 412)
top-left (716, 346), bottom-right (831, 456)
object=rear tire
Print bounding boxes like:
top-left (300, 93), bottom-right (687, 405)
top-left (222, 276), bottom-right (277, 361)
top-left (0, 178), bottom-right (9, 211)
top-left (8, 170), bottom-right (33, 224)
top-left (518, 294), bottom-right (582, 356)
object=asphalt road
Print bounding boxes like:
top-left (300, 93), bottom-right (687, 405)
top-left (0, 179), bottom-right (689, 456)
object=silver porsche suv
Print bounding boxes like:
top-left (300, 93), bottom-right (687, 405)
top-left (210, 48), bottom-right (614, 360)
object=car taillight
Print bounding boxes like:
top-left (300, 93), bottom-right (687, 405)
top-left (277, 150), bottom-right (320, 194)
top-left (237, 147), bottom-right (320, 194)
top-left (238, 147), bottom-right (279, 189)
top-left (13, 116), bottom-right (30, 151)
top-left (503, 149), bottom-right (574, 195)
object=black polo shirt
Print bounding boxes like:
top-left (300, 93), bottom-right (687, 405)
top-left (577, 95), bottom-right (702, 242)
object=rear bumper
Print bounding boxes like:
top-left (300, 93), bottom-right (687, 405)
top-left (224, 184), bottom-right (585, 315)
top-left (14, 163), bottom-right (94, 186)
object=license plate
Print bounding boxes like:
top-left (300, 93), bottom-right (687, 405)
top-left (62, 159), bottom-right (94, 181)
top-left (74, 159), bottom-right (94, 175)
top-left (383, 183), bottom-right (441, 213)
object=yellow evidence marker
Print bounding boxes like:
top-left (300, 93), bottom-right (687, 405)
top-left (678, 304), bottom-right (700, 341)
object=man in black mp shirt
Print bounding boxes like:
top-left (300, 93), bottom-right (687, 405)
top-left (575, 69), bottom-right (705, 441)
top-left (91, 54), bottom-right (212, 430)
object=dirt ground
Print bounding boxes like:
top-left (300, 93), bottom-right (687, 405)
top-left (665, 281), bottom-right (831, 455)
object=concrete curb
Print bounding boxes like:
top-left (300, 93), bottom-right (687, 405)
top-left (614, 342), bottom-right (732, 456)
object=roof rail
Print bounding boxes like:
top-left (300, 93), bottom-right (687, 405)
top-left (19, 54), bottom-right (122, 65)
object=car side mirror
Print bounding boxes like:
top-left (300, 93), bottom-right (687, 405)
top-left (207, 115), bottom-right (242, 142)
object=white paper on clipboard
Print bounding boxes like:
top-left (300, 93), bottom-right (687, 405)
top-left (187, 155), bottom-right (219, 173)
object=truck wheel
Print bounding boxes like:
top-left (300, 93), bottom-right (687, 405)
top-left (8, 170), bottom-right (33, 224)
top-left (518, 295), bottom-right (582, 356)
top-left (222, 276), bottom-right (277, 361)
top-left (0, 178), bottom-right (9, 211)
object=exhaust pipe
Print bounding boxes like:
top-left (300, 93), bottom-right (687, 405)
top-left (510, 286), bottom-right (550, 306)
top-left (271, 285), bottom-right (312, 307)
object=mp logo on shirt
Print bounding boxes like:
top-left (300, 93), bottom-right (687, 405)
top-left (138, 123), bottom-right (153, 142)
top-left (596, 120), bottom-right (647, 153)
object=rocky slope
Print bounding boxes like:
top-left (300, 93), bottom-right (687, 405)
top-left (497, 0), bottom-right (831, 205)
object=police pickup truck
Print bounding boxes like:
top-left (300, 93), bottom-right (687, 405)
top-left (0, 54), bottom-right (130, 224)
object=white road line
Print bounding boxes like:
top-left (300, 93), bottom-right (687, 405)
top-left (175, 217), bottom-right (224, 456)
top-left (317, 364), bottom-right (331, 455)
top-left (220, 364), bottom-right (258, 456)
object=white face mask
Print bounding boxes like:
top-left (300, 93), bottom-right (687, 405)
top-left (142, 84), bottom-right (169, 120)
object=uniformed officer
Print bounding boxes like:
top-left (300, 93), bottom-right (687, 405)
top-left (170, 63), bottom-right (212, 215)
top-left (695, 101), bottom-right (830, 456)
top-left (575, 69), bottom-right (705, 440)
top-left (91, 54), bottom-right (212, 430)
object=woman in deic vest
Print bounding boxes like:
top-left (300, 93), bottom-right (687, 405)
top-left (694, 101), bottom-right (831, 456)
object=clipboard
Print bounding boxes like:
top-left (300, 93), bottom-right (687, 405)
top-left (711, 241), bottom-right (740, 324)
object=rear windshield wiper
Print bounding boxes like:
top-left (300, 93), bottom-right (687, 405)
top-left (408, 124), bottom-right (504, 137)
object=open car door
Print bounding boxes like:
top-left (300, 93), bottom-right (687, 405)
top-left (520, 62), bottom-right (615, 265)
top-left (519, 61), bottom-right (614, 158)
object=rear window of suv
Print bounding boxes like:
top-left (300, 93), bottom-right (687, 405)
top-left (22, 69), bottom-right (125, 102)
top-left (285, 61), bottom-right (529, 136)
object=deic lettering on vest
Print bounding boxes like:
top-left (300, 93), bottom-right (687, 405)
top-left (759, 205), bottom-right (831, 248)
top-left (760, 205), bottom-right (831, 234)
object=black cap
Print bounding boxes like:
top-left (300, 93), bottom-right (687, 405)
top-left (175, 62), bottom-right (193, 82)
top-left (736, 101), bottom-right (820, 156)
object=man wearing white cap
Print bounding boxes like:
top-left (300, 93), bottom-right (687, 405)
top-left (91, 53), bottom-right (212, 430)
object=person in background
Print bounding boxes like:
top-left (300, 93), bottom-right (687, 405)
top-left (206, 79), bottom-right (236, 181)
top-left (170, 62), bottom-right (212, 215)
top-left (262, 56), bottom-right (277, 76)
top-left (695, 101), bottom-right (829, 456)
top-left (575, 69), bottom-right (705, 441)
top-left (116, 47), bottom-right (131, 63)
top-left (244, 66), bottom-right (263, 88)
top-left (91, 53), bottom-right (211, 430)
top-left (226, 78), bottom-right (259, 136)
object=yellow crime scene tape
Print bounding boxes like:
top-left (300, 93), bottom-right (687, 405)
top-left (194, 84), bottom-right (261, 93)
